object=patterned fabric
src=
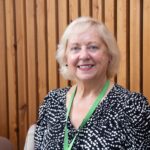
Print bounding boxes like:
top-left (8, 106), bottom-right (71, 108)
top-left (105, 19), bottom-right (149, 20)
top-left (34, 84), bottom-right (150, 150)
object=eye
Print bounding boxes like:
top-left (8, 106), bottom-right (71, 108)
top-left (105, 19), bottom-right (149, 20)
top-left (87, 45), bottom-right (99, 51)
top-left (70, 46), bottom-right (80, 51)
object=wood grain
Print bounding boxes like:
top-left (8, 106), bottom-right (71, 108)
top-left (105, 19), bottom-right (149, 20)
top-left (0, 1), bottom-right (150, 149)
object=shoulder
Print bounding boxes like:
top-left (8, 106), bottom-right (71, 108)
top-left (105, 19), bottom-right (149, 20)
top-left (114, 84), bottom-right (150, 110)
top-left (115, 85), bottom-right (150, 146)
top-left (42, 87), bottom-right (70, 105)
top-left (45, 87), bottom-right (70, 99)
top-left (113, 84), bottom-right (149, 104)
top-left (124, 91), bottom-right (150, 124)
top-left (37, 87), bottom-right (70, 119)
top-left (34, 87), bottom-right (70, 148)
top-left (114, 84), bottom-right (150, 125)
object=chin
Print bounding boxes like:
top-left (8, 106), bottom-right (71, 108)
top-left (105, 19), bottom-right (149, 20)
top-left (76, 75), bottom-right (97, 81)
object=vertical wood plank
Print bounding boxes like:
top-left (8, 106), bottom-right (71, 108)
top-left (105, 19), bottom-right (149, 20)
top-left (26, 0), bottom-right (37, 125)
top-left (69, 0), bottom-right (79, 21)
top-left (0, 0), bottom-right (8, 138)
top-left (105, 0), bottom-right (116, 82)
top-left (5, 0), bottom-right (18, 149)
top-left (104, 0), bottom-right (115, 34)
top-left (98, 0), bottom-right (104, 21)
top-left (36, 0), bottom-right (48, 104)
top-left (92, 0), bottom-right (103, 21)
top-left (117, 0), bottom-right (128, 88)
top-left (143, 0), bottom-right (150, 100)
top-left (80, 0), bottom-right (91, 16)
top-left (47, 0), bottom-right (58, 90)
top-left (15, 0), bottom-right (28, 149)
top-left (92, 0), bottom-right (98, 18)
top-left (58, 0), bottom-right (68, 88)
top-left (1, 1), bottom-right (150, 149)
top-left (130, 0), bottom-right (141, 92)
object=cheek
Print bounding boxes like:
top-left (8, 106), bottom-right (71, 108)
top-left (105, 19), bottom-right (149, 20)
top-left (66, 54), bottom-right (77, 67)
top-left (95, 53), bottom-right (110, 65)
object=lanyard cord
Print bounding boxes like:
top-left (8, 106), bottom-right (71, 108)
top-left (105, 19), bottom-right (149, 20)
top-left (64, 80), bottom-right (110, 150)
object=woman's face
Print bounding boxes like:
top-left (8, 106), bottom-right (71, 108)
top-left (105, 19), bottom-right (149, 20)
top-left (66, 27), bottom-right (110, 82)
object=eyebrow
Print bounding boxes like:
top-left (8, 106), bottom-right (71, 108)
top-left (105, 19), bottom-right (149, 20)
top-left (69, 41), bottom-right (99, 45)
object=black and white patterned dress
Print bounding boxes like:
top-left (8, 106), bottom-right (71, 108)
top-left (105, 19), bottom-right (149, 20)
top-left (34, 84), bottom-right (150, 150)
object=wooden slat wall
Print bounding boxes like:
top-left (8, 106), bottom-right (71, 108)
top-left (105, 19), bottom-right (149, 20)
top-left (117, 0), bottom-right (128, 87)
top-left (0, 0), bottom-right (8, 140)
top-left (143, 0), bottom-right (150, 101)
top-left (130, 0), bottom-right (141, 91)
top-left (0, 0), bottom-right (150, 149)
top-left (26, 0), bottom-right (37, 130)
top-left (5, 0), bottom-right (18, 149)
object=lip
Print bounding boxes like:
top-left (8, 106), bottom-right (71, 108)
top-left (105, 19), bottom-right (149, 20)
top-left (77, 64), bottom-right (95, 70)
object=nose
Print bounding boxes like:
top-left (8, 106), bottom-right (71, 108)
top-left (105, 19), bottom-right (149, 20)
top-left (79, 46), bottom-right (90, 60)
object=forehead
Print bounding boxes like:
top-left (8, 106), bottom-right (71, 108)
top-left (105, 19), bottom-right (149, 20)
top-left (68, 27), bottom-right (102, 44)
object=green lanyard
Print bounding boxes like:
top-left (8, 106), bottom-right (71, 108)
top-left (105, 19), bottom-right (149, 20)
top-left (64, 80), bottom-right (110, 150)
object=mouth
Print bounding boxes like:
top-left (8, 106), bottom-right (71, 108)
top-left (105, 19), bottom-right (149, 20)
top-left (77, 64), bottom-right (95, 69)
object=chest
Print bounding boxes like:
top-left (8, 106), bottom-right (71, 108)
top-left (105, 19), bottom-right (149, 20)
top-left (69, 101), bottom-right (93, 129)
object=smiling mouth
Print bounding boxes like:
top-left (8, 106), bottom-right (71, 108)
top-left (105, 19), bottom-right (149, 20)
top-left (77, 65), bottom-right (95, 69)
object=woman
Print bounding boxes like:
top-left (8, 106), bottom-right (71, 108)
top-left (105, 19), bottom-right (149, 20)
top-left (34, 17), bottom-right (150, 149)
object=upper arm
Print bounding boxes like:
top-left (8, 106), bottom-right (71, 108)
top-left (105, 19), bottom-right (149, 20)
top-left (123, 93), bottom-right (150, 146)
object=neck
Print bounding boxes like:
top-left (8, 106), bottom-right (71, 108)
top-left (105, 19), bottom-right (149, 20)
top-left (76, 78), bottom-right (109, 98)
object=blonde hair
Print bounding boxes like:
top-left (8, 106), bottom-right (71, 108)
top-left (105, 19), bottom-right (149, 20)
top-left (56, 16), bottom-right (120, 80)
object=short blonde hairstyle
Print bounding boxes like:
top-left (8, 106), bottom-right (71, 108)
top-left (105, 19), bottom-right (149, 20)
top-left (56, 16), bottom-right (120, 80)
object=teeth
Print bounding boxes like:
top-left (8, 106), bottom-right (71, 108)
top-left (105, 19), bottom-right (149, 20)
top-left (78, 65), bottom-right (94, 68)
